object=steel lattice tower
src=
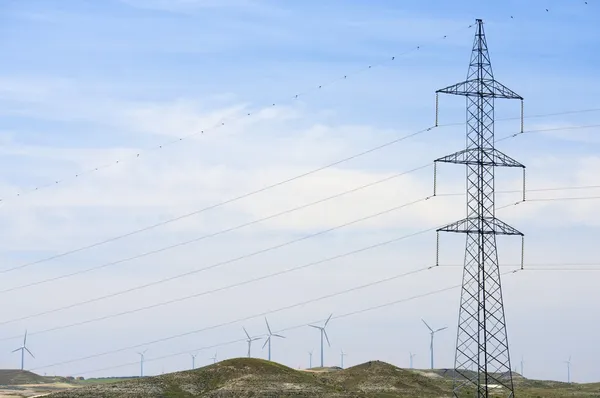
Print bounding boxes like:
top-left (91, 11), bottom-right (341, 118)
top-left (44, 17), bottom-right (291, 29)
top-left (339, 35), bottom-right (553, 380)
top-left (434, 19), bottom-right (525, 397)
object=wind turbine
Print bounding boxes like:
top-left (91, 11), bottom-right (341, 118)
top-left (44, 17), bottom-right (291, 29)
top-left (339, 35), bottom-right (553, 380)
top-left (12, 330), bottom-right (34, 370)
top-left (309, 313), bottom-right (333, 368)
top-left (564, 356), bottom-right (571, 383)
top-left (421, 319), bottom-right (447, 369)
top-left (340, 350), bottom-right (347, 369)
top-left (262, 317), bottom-right (285, 361)
top-left (521, 355), bottom-right (524, 376)
top-left (190, 353), bottom-right (198, 370)
top-left (210, 351), bottom-right (218, 364)
top-left (137, 349), bottom-right (147, 377)
top-left (243, 327), bottom-right (262, 358)
top-left (409, 352), bottom-right (417, 369)
top-left (308, 350), bottom-right (313, 369)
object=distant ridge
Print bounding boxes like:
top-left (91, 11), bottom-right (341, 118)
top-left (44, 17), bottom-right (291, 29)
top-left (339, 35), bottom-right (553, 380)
top-left (46, 358), bottom-right (444, 397)
top-left (45, 358), bottom-right (600, 397)
top-left (0, 369), bottom-right (65, 385)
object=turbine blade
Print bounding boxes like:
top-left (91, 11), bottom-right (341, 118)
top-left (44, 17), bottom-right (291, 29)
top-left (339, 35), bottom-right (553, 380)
top-left (265, 318), bottom-right (272, 334)
top-left (273, 334), bottom-right (285, 339)
top-left (325, 313), bottom-right (333, 327)
top-left (24, 330), bottom-right (27, 346)
top-left (25, 348), bottom-right (34, 359)
top-left (324, 329), bottom-right (331, 347)
top-left (308, 325), bottom-right (321, 330)
top-left (11, 348), bottom-right (21, 353)
top-left (421, 319), bottom-right (433, 332)
top-left (251, 337), bottom-right (262, 341)
top-left (243, 327), bottom-right (250, 340)
top-left (262, 337), bottom-right (270, 349)
top-left (435, 326), bottom-right (448, 333)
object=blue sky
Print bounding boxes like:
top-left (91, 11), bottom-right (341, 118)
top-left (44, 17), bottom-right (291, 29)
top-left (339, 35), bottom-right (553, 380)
top-left (0, 0), bottom-right (599, 386)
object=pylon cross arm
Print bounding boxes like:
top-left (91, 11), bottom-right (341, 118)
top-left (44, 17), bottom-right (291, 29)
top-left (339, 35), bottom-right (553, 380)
top-left (435, 148), bottom-right (524, 168)
top-left (436, 78), bottom-right (523, 100)
top-left (437, 217), bottom-right (523, 236)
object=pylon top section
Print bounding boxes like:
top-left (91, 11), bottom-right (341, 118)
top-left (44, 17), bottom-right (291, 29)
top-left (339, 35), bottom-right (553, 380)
top-left (437, 19), bottom-right (523, 100)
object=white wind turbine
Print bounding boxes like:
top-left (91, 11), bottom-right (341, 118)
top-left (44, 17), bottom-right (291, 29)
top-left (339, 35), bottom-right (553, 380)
top-left (262, 317), bottom-right (285, 361)
top-left (137, 349), bottom-right (148, 377)
top-left (309, 314), bottom-right (333, 368)
top-left (421, 319), bottom-right (447, 369)
top-left (243, 327), bottom-right (262, 358)
top-left (12, 330), bottom-right (34, 370)
top-left (409, 352), bottom-right (417, 369)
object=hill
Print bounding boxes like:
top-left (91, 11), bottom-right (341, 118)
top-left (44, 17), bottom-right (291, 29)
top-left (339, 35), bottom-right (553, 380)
top-left (47, 358), bottom-right (352, 397)
top-left (47, 358), bottom-right (446, 397)
top-left (0, 369), bottom-right (66, 385)
top-left (45, 358), bottom-right (600, 398)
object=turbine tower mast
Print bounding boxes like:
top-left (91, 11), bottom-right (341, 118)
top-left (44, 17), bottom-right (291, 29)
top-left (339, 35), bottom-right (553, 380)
top-left (434, 18), bottom-right (525, 397)
top-left (564, 356), bottom-right (571, 383)
top-left (521, 356), bottom-right (524, 377)
top-left (137, 349), bottom-right (147, 377)
top-left (340, 350), bottom-right (347, 369)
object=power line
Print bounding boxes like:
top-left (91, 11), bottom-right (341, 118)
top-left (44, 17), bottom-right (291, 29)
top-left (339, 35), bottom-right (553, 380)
top-left (0, 258), bottom-right (590, 344)
top-left (0, 21), bottom-right (475, 206)
top-left (438, 262), bottom-right (600, 269)
top-left (497, 123), bottom-right (600, 143)
top-left (496, 195), bottom-right (600, 211)
top-left (30, 264), bottom-right (444, 371)
top-left (2, 191), bottom-right (593, 342)
top-left (0, 196), bottom-right (436, 325)
top-left (2, 118), bottom-right (597, 279)
top-left (34, 258), bottom-right (600, 375)
top-left (2, 186), bottom-right (598, 325)
top-left (41, 269), bottom-right (522, 375)
top-left (0, 2), bottom-right (593, 206)
top-left (0, 138), bottom-right (437, 275)
top-left (0, 188), bottom-right (593, 347)
top-left (524, 268), bottom-right (600, 271)
top-left (0, 223), bottom-right (438, 341)
top-left (444, 107), bottom-right (600, 129)
top-left (526, 196), bottom-right (600, 203)
top-left (1, 183), bottom-right (598, 329)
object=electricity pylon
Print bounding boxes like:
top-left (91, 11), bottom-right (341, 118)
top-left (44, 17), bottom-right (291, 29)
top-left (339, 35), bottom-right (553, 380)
top-left (434, 18), bottom-right (525, 397)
